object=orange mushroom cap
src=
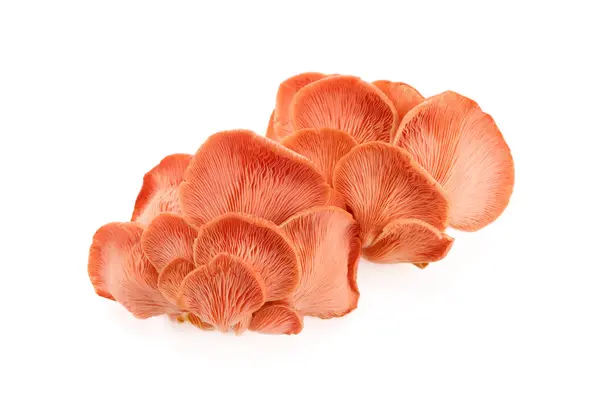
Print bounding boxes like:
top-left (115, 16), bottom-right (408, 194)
top-left (270, 72), bottom-right (327, 142)
top-left (131, 153), bottom-right (192, 226)
top-left (88, 222), bottom-right (179, 318)
top-left (291, 75), bottom-right (398, 144)
top-left (179, 129), bottom-right (330, 227)
top-left (395, 91), bottom-right (515, 231)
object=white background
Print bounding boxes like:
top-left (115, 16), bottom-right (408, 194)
top-left (1, 1), bottom-right (598, 399)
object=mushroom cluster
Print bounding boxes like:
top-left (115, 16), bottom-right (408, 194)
top-left (269, 73), bottom-right (514, 265)
top-left (88, 73), bottom-right (514, 335)
top-left (89, 130), bottom-right (359, 335)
